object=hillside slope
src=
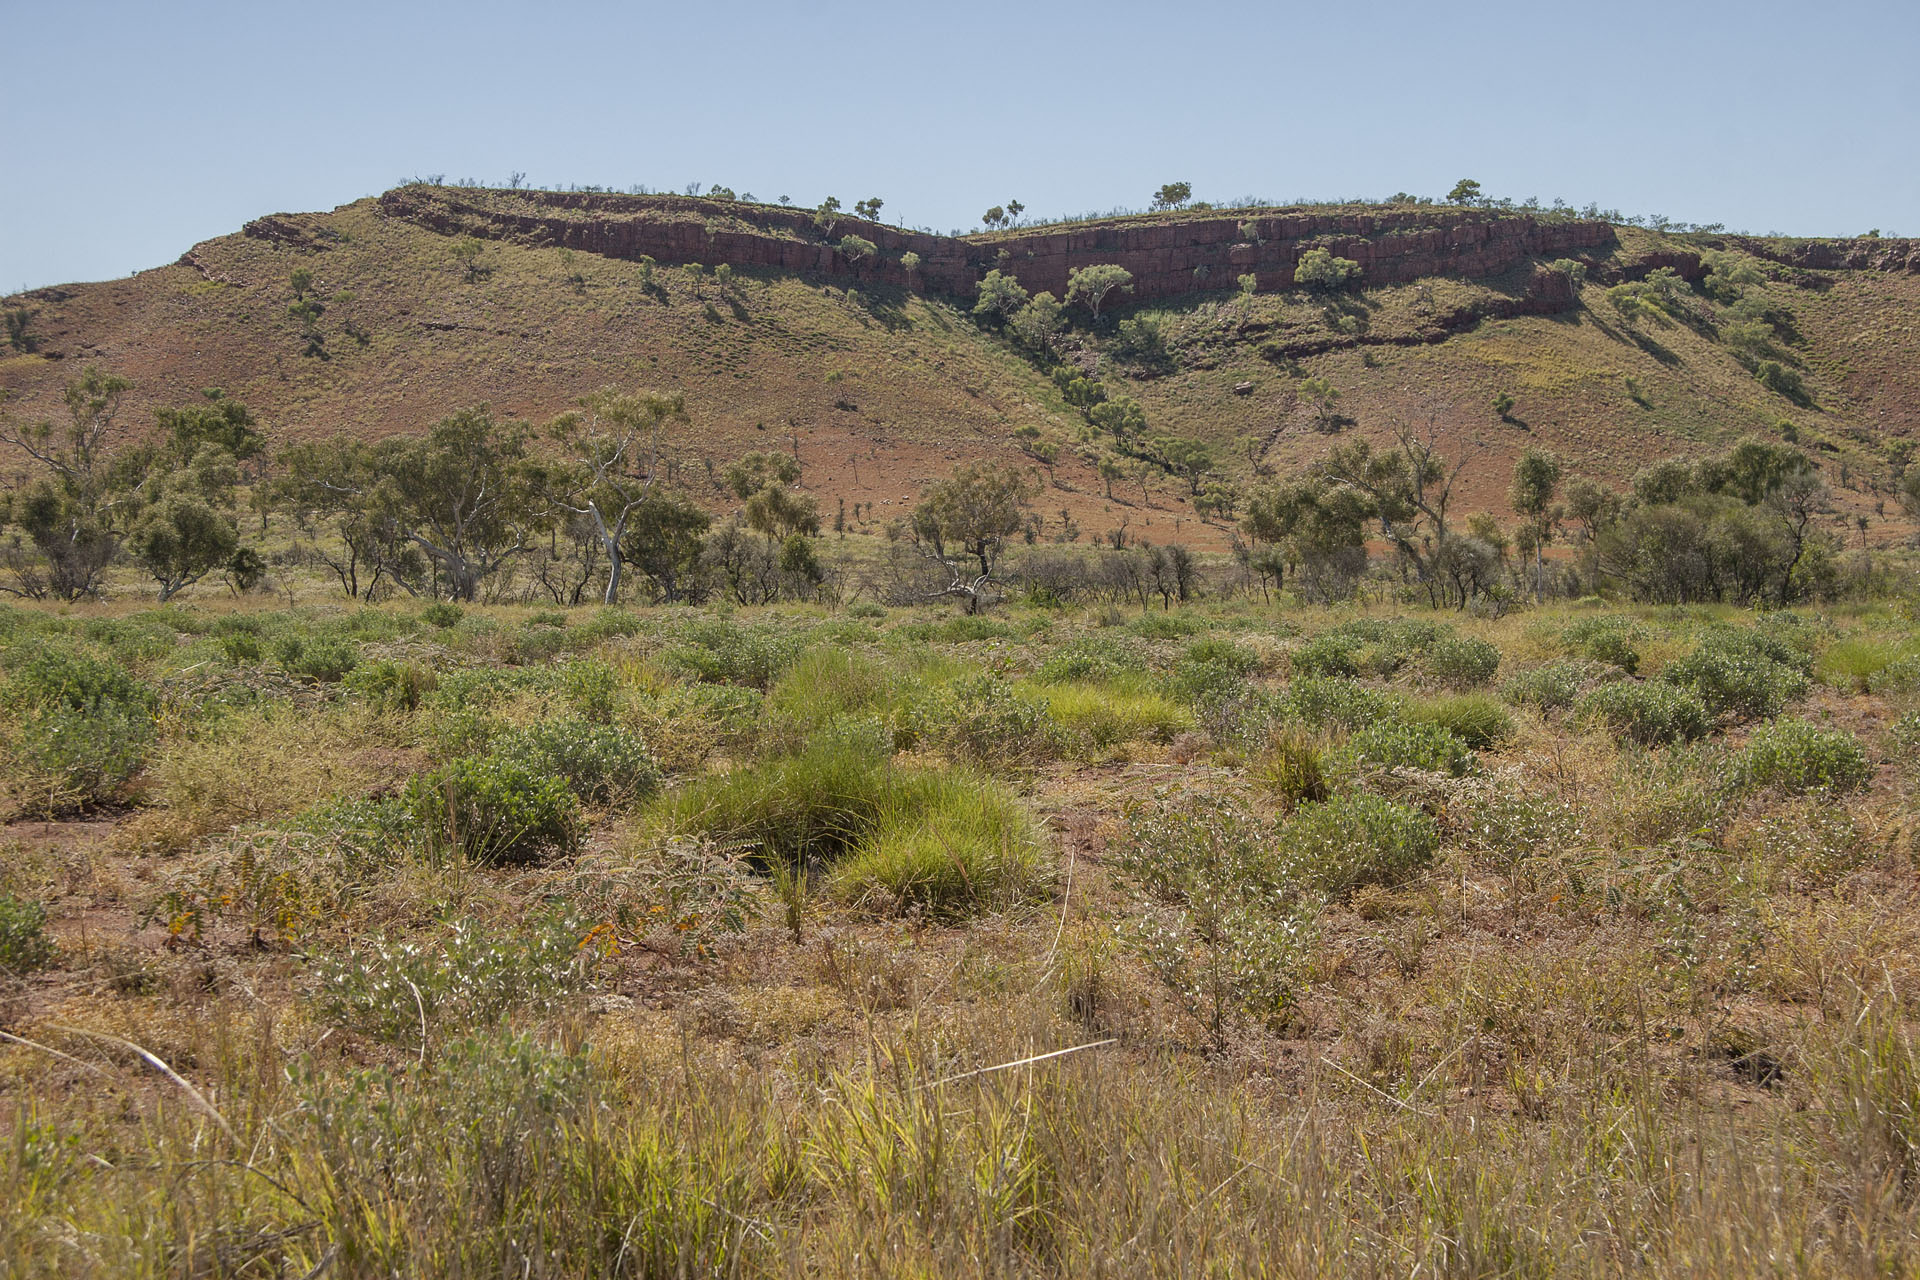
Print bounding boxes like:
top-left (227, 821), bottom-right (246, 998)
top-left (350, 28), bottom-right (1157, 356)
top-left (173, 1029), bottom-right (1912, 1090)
top-left (3, 188), bottom-right (1917, 545)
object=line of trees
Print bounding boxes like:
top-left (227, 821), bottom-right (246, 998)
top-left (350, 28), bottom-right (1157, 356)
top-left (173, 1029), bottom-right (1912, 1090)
top-left (2, 366), bottom-right (1894, 612)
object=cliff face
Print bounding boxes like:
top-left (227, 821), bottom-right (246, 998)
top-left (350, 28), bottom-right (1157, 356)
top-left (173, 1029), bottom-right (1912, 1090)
top-left (1729, 235), bottom-right (1920, 274)
top-left (369, 187), bottom-right (1619, 305)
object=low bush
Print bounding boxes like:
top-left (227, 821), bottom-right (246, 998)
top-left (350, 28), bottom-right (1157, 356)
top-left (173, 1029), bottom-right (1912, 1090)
top-left (1660, 630), bottom-right (1809, 721)
top-left (0, 894), bottom-right (56, 973)
top-left (1349, 719), bottom-right (1473, 777)
top-left (307, 913), bottom-right (594, 1043)
top-left (346, 659), bottom-right (438, 711)
top-left (1278, 793), bottom-right (1440, 897)
top-left (1410, 692), bottom-right (1514, 749)
top-left (5, 642), bottom-right (156, 811)
top-left (1171, 638), bottom-right (1261, 702)
top-left (1502, 658), bottom-right (1618, 712)
top-left (1113, 796), bottom-right (1319, 1048)
top-left (903, 674), bottom-right (1063, 766)
top-left (274, 634), bottom-right (360, 684)
top-left (1423, 634), bottom-right (1501, 688)
top-left (404, 754), bottom-right (582, 866)
top-left (492, 719), bottom-right (660, 806)
top-left (1034, 634), bottom-right (1150, 685)
top-left (1576, 681), bottom-right (1711, 746)
top-left (421, 601), bottom-right (463, 629)
top-left (1291, 633), bottom-right (1361, 678)
top-left (660, 619), bottom-right (804, 689)
top-left (1563, 616), bottom-right (1642, 673)
top-left (1734, 717), bottom-right (1871, 794)
top-left (1274, 674), bottom-right (1400, 733)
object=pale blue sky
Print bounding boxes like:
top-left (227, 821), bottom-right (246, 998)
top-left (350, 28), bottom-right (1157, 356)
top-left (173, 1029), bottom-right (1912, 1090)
top-left (5, 0), bottom-right (1915, 293)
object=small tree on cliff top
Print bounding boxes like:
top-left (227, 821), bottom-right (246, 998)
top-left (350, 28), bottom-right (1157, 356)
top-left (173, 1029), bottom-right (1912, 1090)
top-left (1066, 264), bottom-right (1134, 321)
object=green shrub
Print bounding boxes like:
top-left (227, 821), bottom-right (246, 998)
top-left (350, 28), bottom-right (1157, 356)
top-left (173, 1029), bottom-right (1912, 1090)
top-left (1410, 693), bottom-right (1515, 749)
top-left (1893, 711), bottom-right (1920, 768)
top-left (1291, 633), bottom-right (1361, 678)
top-left (1734, 717), bottom-right (1871, 794)
top-left (845, 601), bottom-right (887, 620)
top-left (1127, 612), bottom-right (1206, 639)
top-left (1113, 796), bottom-right (1319, 1048)
top-left (904, 674), bottom-right (1063, 766)
top-left (492, 719), bottom-right (659, 806)
top-left (1423, 634), bottom-right (1501, 688)
top-left (6, 642), bottom-right (154, 716)
top-left (661, 620), bottom-right (804, 689)
top-left (1278, 794), bottom-right (1440, 897)
top-left (83, 617), bottom-right (177, 661)
top-left (1034, 634), bottom-right (1149, 684)
top-left (216, 630), bottom-right (263, 664)
top-left (274, 634), bottom-right (360, 684)
top-left (560, 659), bottom-right (620, 722)
top-left (307, 914), bottom-right (593, 1043)
top-left (1563, 616), bottom-right (1642, 673)
top-left (1576, 681), bottom-right (1711, 746)
top-left (5, 643), bottom-right (156, 810)
top-left (405, 754), bottom-right (582, 866)
top-left (1172, 638), bottom-right (1260, 702)
top-left (1349, 719), bottom-right (1473, 776)
top-left (1661, 631), bottom-right (1809, 721)
top-left (346, 659), bottom-right (438, 711)
top-left (1275, 674), bottom-right (1400, 733)
top-left (421, 601), bottom-right (464, 629)
top-left (0, 895), bottom-right (57, 973)
top-left (1502, 659), bottom-right (1617, 712)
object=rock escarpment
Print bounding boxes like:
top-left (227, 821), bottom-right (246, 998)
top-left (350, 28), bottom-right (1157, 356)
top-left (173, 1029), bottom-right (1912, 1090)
top-left (369, 186), bottom-right (1619, 305)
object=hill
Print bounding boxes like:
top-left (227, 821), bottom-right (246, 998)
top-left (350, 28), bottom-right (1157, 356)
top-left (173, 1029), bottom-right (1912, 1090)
top-left (4, 186), bottom-right (1918, 545)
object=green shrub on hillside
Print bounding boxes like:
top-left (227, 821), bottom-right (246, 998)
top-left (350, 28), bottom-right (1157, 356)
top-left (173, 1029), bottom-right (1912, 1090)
top-left (1734, 717), bottom-right (1871, 794)
top-left (405, 754), bottom-right (582, 866)
top-left (1349, 719), bottom-right (1473, 776)
top-left (1576, 681), bottom-right (1711, 746)
top-left (1424, 634), bottom-right (1501, 688)
top-left (0, 895), bottom-right (57, 974)
top-left (1034, 634), bottom-right (1150, 684)
top-left (1278, 794), bottom-right (1440, 897)
top-left (1661, 631), bottom-right (1809, 721)
top-left (1563, 616), bottom-right (1642, 673)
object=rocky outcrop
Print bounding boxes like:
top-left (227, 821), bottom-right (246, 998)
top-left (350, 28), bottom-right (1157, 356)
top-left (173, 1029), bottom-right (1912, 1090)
top-left (374, 186), bottom-right (1618, 306)
top-left (1730, 236), bottom-right (1920, 274)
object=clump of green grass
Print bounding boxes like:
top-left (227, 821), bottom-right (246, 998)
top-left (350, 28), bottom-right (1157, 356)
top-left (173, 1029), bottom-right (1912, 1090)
top-left (3, 640), bottom-right (157, 812)
top-left (646, 738), bottom-right (1042, 918)
top-left (1034, 634), bottom-right (1150, 685)
top-left (1028, 677), bottom-right (1191, 754)
top-left (1409, 692), bottom-right (1514, 749)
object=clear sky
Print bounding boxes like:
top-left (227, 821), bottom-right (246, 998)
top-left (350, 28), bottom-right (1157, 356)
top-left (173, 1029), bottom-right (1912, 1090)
top-left (5, 0), bottom-right (1916, 293)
